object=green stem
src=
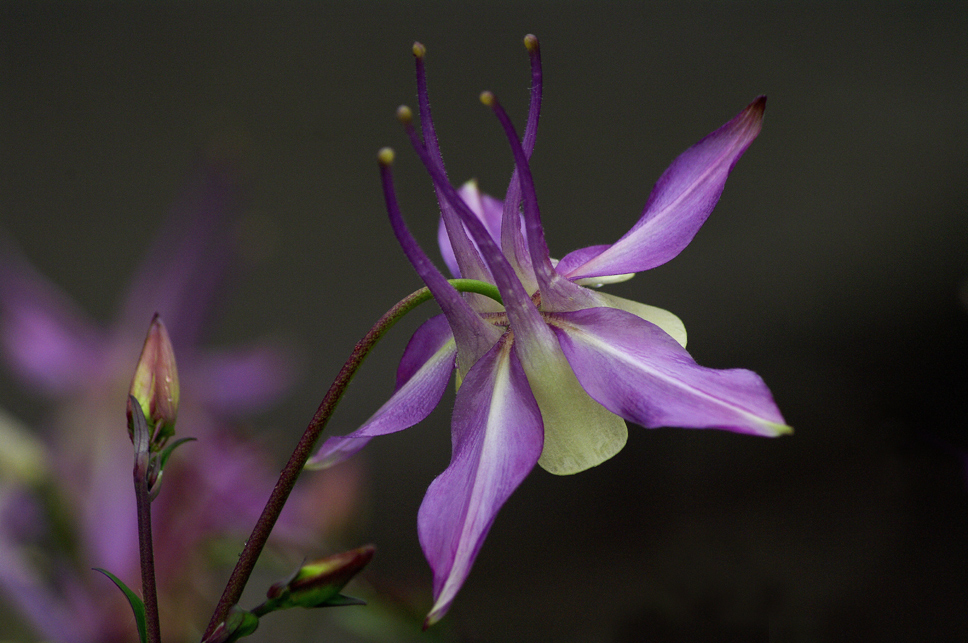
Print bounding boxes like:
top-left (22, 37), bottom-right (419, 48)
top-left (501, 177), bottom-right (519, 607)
top-left (202, 279), bottom-right (501, 639)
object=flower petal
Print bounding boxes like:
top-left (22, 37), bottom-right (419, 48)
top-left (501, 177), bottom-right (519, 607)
top-left (412, 46), bottom-right (494, 290)
top-left (307, 316), bottom-right (456, 469)
top-left (563, 97), bottom-right (766, 280)
top-left (522, 335), bottom-right (629, 476)
top-left (437, 181), bottom-right (505, 279)
top-left (0, 239), bottom-right (105, 394)
top-left (381, 147), bottom-right (502, 375)
top-left (593, 292), bottom-right (687, 348)
top-left (418, 332), bottom-right (543, 626)
top-left (482, 92), bottom-right (600, 313)
top-left (415, 139), bottom-right (628, 475)
top-left (117, 164), bottom-right (238, 347)
top-left (554, 244), bottom-right (609, 278)
top-left (189, 341), bottom-right (296, 415)
top-left (550, 306), bottom-right (791, 437)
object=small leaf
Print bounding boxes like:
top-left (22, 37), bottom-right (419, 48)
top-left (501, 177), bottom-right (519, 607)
top-left (316, 593), bottom-right (367, 608)
top-left (93, 567), bottom-right (147, 643)
top-left (158, 436), bottom-right (197, 470)
top-left (148, 437), bottom-right (196, 500)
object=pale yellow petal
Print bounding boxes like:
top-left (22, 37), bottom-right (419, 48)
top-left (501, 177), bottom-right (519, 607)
top-left (573, 272), bottom-right (635, 287)
top-left (521, 344), bottom-right (628, 475)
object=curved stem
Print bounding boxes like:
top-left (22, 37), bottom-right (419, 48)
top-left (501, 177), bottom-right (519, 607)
top-left (202, 279), bottom-right (500, 638)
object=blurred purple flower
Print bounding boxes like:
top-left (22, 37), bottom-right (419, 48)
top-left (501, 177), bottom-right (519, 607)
top-left (312, 37), bottom-right (789, 625)
top-left (0, 165), bottom-right (360, 642)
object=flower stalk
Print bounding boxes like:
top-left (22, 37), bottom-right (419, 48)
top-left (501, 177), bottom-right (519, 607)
top-left (128, 395), bottom-right (161, 643)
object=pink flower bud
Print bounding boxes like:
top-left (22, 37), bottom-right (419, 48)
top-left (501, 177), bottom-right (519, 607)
top-left (129, 314), bottom-right (179, 444)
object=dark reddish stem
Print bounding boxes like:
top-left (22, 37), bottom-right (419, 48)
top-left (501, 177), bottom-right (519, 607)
top-left (129, 396), bottom-right (161, 643)
top-left (135, 466), bottom-right (161, 643)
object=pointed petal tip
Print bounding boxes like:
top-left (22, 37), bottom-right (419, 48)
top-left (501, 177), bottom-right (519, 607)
top-left (423, 609), bottom-right (442, 630)
top-left (561, 95), bottom-right (769, 280)
top-left (423, 592), bottom-right (457, 629)
top-left (743, 96), bottom-right (767, 125)
top-left (765, 421), bottom-right (793, 437)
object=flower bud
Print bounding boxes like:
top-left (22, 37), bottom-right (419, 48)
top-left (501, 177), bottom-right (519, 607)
top-left (264, 545), bottom-right (375, 610)
top-left (129, 314), bottom-right (179, 445)
top-left (201, 605), bottom-right (259, 643)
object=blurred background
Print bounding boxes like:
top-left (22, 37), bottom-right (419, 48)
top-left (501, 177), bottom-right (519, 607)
top-left (1, 2), bottom-right (965, 641)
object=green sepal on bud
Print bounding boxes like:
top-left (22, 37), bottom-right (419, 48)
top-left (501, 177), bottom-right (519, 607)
top-left (128, 314), bottom-right (179, 449)
top-left (255, 545), bottom-right (375, 614)
top-left (147, 436), bottom-right (197, 500)
top-left (201, 605), bottom-right (260, 643)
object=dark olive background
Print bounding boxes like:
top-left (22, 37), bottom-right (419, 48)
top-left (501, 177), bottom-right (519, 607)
top-left (2, 2), bottom-right (966, 642)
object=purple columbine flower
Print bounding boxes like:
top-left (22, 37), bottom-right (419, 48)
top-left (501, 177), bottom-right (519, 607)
top-left (311, 35), bottom-right (790, 626)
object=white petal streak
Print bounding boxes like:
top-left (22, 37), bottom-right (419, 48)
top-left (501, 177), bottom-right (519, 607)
top-left (419, 334), bottom-right (542, 625)
top-left (552, 307), bottom-right (790, 436)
